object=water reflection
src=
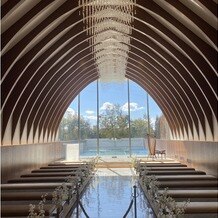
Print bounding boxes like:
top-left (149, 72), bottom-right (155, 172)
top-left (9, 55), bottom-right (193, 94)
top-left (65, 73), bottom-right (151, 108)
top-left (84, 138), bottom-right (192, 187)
top-left (70, 169), bottom-right (155, 218)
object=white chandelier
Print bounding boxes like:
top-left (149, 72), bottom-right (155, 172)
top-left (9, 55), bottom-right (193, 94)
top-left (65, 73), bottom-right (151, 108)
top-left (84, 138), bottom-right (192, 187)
top-left (79, 0), bottom-right (136, 82)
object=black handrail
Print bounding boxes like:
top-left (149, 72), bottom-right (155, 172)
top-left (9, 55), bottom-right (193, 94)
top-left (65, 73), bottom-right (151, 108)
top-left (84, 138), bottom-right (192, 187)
top-left (123, 185), bottom-right (138, 218)
top-left (76, 183), bottom-right (90, 218)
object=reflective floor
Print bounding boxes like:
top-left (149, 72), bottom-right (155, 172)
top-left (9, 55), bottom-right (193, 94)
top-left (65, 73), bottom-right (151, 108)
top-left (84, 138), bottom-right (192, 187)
top-left (70, 168), bottom-right (155, 218)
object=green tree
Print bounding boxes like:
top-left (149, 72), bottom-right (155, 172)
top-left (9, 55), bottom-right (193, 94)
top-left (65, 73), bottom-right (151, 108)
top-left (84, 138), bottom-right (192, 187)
top-left (59, 114), bottom-right (94, 141)
top-left (131, 118), bottom-right (148, 138)
top-left (99, 104), bottom-right (129, 138)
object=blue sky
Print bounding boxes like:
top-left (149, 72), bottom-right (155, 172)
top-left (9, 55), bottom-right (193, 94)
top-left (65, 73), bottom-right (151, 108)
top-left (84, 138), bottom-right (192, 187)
top-left (69, 80), bottom-right (162, 124)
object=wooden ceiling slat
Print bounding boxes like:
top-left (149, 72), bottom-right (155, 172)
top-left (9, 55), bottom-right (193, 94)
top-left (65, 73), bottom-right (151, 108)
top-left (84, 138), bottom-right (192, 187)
top-left (1, 0), bottom-right (217, 143)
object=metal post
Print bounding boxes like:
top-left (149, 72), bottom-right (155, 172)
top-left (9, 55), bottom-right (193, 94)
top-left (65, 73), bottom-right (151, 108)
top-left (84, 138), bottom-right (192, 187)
top-left (78, 94), bottom-right (81, 147)
top-left (147, 93), bottom-right (150, 136)
top-left (133, 185), bottom-right (137, 218)
top-left (127, 79), bottom-right (132, 157)
top-left (76, 183), bottom-right (79, 218)
top-left (97, 79), bottom-right (100, 156)
top-left (146, 93), bottom-right (151, 159)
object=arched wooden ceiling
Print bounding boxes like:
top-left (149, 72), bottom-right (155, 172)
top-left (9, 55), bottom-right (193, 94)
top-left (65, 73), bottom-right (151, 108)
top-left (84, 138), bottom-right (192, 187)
top-left (1, 0), bottom-right (217, 145)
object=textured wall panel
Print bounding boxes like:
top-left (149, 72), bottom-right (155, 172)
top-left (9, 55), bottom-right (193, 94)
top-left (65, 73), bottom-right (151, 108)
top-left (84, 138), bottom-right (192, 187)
top-left (1, 142), bottom-right (64, 183)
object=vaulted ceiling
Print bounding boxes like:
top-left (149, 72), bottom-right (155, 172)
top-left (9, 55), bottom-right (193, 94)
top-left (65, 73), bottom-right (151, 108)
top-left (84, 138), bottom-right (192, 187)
top-left (1, 0), bottom-right (217, 145)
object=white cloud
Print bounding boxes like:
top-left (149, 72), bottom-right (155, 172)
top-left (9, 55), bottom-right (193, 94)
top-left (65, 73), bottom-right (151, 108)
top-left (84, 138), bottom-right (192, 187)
top-left (121, 102), bottom-right (144, 112)
top-left (84, 115), bottom-right (97, 120)
top-left (85, 110), bottom-right (95, 115)
top-left (100, 102), bottom-right (115, 111)
top-left (150, 117), bottom-right (156, 125)
top-left (64, 107), bottom-right (76, 118)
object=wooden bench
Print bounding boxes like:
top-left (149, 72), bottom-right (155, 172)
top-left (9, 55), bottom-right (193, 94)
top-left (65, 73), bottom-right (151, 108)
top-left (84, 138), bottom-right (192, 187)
top-left (151, 175), bottom-right (217, 181)
top-left (21, 172), bottom-right (77, 177)
top-left (140, 170), bottom-right (206, 175)
top-left (32, 168), bottom-right (80, 173)
top-left (1, 204), bottom-right (56, 217)
top-left (139, 163), bottom-right (187, 167)
top-left (40, 166), bottom-right (81, 169)
top-left (1, 183), bottom-right (73, 191)
top-left (158, 189), bottom-right (218, 198)
top-left (48, 163), bottom-right (87, 166)
top-left (145, 167), bottom-right (195, 171)
top-left (7, 175), bottom-right (81, 183)
top-left (1, 192), bottom-right (53, 201)
top-left (178, 202), bottom-right (218, 213)
top-left (157, 189), bottom-right (218, 202)
top-left (158, 180), bottom-right (218, 189)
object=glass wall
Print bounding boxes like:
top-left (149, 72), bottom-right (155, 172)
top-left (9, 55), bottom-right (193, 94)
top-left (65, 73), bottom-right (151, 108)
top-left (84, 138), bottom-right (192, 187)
top-left (59, 97), bottom-right (78, 141)
top-left (98, 81), bottom-right (129, 156)
top-left (80, 82), bottom-right (97, 156)
top-left (59, 79), bottom-right (163, 158)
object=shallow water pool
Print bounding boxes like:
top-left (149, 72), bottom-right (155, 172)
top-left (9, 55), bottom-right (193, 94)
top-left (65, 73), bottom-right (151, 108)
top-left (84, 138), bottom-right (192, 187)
top-left (70, 168), bottom-right (155, 218)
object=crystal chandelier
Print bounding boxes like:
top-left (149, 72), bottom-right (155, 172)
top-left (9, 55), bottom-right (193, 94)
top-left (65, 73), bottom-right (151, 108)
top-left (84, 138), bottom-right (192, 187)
top-left (79, 0), bottom-right (136, 82)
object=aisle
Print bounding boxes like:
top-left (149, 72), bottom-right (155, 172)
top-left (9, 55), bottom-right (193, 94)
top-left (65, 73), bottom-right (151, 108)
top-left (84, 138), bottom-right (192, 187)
top-left (70, 168), bottom-right (155, 218)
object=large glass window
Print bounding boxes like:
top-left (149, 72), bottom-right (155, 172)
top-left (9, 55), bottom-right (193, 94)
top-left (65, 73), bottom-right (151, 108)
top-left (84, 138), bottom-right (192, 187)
top-left (59, 80), bottom-right (165, 158)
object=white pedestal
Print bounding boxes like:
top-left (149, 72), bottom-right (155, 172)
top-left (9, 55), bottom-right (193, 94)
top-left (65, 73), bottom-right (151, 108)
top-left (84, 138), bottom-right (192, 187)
top-left (65, 143), bottom-right (79, 161)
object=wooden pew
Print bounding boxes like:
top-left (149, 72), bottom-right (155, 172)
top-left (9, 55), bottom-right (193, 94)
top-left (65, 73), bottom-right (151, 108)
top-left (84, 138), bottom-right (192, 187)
top-left (158, 180), bottom-right (218, 189)
top-left (178, 202), bottom-right (218, 214)
top-left (48, 163), bottom-right (87, 166)
top-left (145, 167), bottom-right (196, 171)
top-left (32, 168), bottom-right (80, 173)
top-left (1, 192), bottom-right (53, 201)
top-left (140, 170), bottom-right (206, 175)
top-left (1, 183), bottom-right (73, 191)
top-left (158, 189), bottom-right (218, 202)
top-left (150, 175), bottom-right (217, 181)
top-left (21, 172), bottom-right (77, 177)
top-left (1, 204), bottom-right (56, 217)
top-left (7, 177), bottom-right (73, 183)
top-left (139, 163), bottom-right (187, 167)
top-left (41, 166), bottom-right (82, 169)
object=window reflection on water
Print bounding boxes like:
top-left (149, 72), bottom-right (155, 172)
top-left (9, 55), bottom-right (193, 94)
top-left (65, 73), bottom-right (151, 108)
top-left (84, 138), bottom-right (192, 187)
top-left (70, 169), bottom-right (155, 218)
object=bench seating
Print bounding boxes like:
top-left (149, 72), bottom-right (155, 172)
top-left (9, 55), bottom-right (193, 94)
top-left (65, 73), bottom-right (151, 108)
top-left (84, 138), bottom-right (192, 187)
top-left (141, 170), bottom-right (206, 175)
top-left (158, 190), bottom-right (218, 202)
top-left (32, 168), bottom-right (80, 173)
top-left (21, 172), bottom-right (77, 177)
top-left (1, 183), bottom-right (73, 191)
top-left (139, 163), bottom-right (187, 167)
top-left (138, 160), bottom-right (218, 216)
top-left (178, 202), bottom-right (218, 214)
top-left (40, 166), bottom-right (81, 169)
top-left (1, 204), bottom-right (56, 217)
top-left (158, 189), bottom-right (218, 198)
top-left (7, 176), bottom-right (78, 183)
top-left (48, 163), bottom-right (87, 166)
top-left (145, 167), bottom-right (196, 171)
top-left (1, 192), bottom-right (53, 201)
top-left (149, 175), bottom-right (216, 181)
top-left (158, 180), bottom-right (218, 189)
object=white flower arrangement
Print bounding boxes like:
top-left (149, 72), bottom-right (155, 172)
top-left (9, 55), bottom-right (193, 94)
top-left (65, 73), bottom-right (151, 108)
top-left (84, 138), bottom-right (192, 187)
top-left (52, 183), bottom-right (70, 211)
top-left (155, 188), bottom-right (190, 217)
top-left (28, 194), bottom-right (47, 218)
top-left (28, 204), bottom-right (37, 218)
top-left (141, 174), bottom-right (159, 202)
top-left (132, 158), bottom-right (141, 172)
top-left (140, 173), bottom-right (189, 217)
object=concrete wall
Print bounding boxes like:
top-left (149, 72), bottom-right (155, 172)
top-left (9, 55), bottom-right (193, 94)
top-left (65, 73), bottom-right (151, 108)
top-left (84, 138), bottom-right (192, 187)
top-left (156, 140), bottom-right (218, 177)
top-left (1, 142), bottom-right (64, 183)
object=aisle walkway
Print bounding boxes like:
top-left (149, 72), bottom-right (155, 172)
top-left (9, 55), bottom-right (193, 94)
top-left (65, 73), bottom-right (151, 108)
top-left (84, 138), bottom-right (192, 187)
top-left (70, 168), bottom-right (155, 218)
